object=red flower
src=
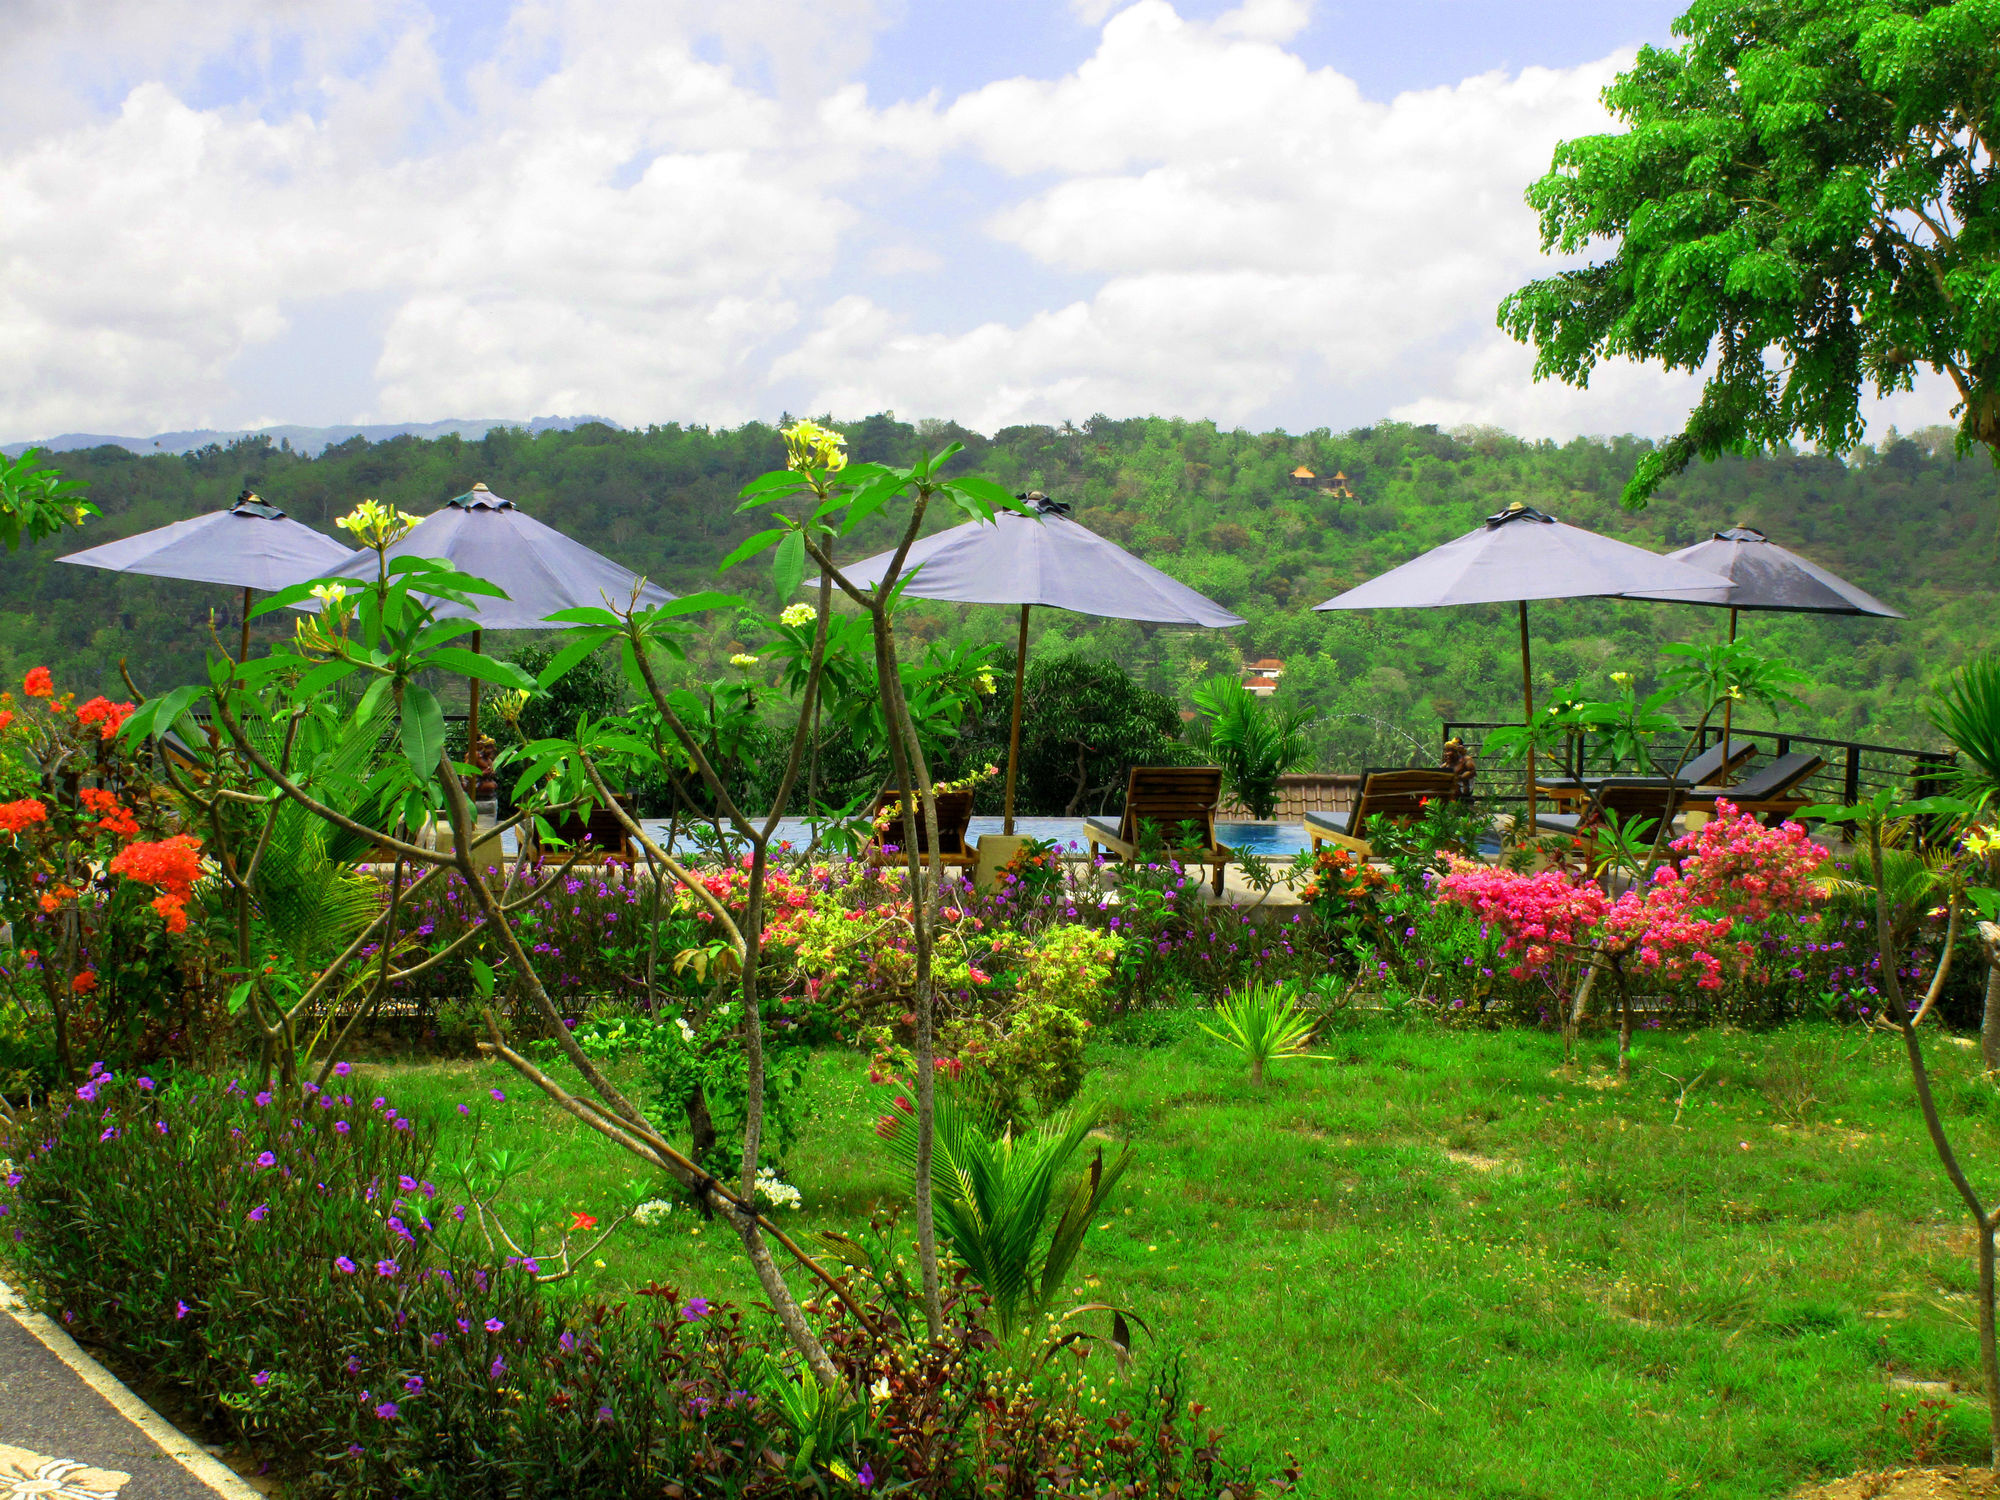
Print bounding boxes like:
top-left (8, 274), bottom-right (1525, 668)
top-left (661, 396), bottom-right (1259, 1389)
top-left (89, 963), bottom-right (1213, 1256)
top-left (569, 1212), bottom-right (598, 1232)
top-left (0, 710), bottom-right (12, 732)
top-left (0, 799), bottom-right (47, 835)
top-left (150, 894), bottom-right (189, 934)
top-left (21, 667), bottom-right (52, 699)
top-left (71, 971), bottom-right (97, 995)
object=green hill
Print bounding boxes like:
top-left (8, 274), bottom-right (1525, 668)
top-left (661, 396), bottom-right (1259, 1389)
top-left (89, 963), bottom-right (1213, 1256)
top-left (5, 415), bottom-right (1991, 766)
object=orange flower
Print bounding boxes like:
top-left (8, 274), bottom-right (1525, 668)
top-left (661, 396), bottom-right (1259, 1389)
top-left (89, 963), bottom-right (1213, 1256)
top-left (78, 787), bottom-right (120, 814)
top-left (0, 710), bottom-right (12, 732)
top-left (150, 893), bottom-right (189, 934)
top-left (569, 1212), bottom-right (598, 1232)
top-left (97, 808), bottom-right (141, 838)
top-left (75, 697), bottom-right (135, 740)
top-left (21, 667), bottom-right (52, 699)
top-left (0, 799), bottom-right (47, 835)
top-left (71, 971), bottom-right (97, 995)
top-left (111, 834), bottom-right (204, 898)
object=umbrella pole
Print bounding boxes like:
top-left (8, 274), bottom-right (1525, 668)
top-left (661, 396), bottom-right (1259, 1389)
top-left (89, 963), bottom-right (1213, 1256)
top-left (1003, 604), bottom-right (1030, 836)
top-left (468, 628), bottom-right (483, 749)
top-left (240, 586), bottom-right (253, 663)
top-left (1519, 600), bottom-right (1537, 837)
top-left (1718, 606), bottom-right (1738, 782)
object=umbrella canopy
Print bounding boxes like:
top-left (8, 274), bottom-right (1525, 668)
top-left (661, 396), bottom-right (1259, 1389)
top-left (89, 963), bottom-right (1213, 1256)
top-left (1311, 503), bottom-right (1731, 830)
top-left (839, 495), bottom-right (1246, 832)
top-left (59, 492), bottom-right (353, 593)
top-left (1312, 503), bottom-right (1732, 612)
top-left (59, 491), bottom-right (355, 658)
top-left (1619, 525), bottom-right (1903, 782)
top-left (1620, 526), bottom-right (1904, 617)
top-left (306, 482), bottom-right (675, 628)
top-left (304, 481), bottom-right (675, 756)
top-left (839, 496), bottom-right (1245, 627)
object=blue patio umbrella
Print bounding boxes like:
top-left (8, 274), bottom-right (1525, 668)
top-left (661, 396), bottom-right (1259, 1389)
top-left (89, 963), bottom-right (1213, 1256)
top-left (838, 494), bottom-right (1245, 832)
top-left (303, 482), bottom-right (675, 740)
top-left (58, 491), bottom-right (354, 659)
top-left (1311, 503), bottom-right (1731, 828)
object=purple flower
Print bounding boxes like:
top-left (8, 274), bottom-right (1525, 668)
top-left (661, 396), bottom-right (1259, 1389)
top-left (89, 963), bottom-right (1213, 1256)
top-left (346, 1355), bottom-right (363, 1374)
top-left (346, 1444), bottom-right (363, 1459)
top-left (489, 1355), bottom-right (506, 1379)
top-left (858, 1463), bottom-right (875, 1487)
top-left (76, 1082), bottom-right (99, 1103)
top-left (485, 1318), bottom-right (504, 1333)
top-left (429, 1331), bottom-right (447, 1348)
top-left (387, 1217), bottom-right (414, 1244)
top-left (596, 1404), bottom-right (614, 1423)
top-left (489, 1088), bottom-right (506, 1102)
top-left (403, 1375), bottom-right (423, 1393)
top-left (254, 1091), bottom-right (272, 1107)
top-left (334, 1256), bottom-right (357, 1274)
top-left (136, 1076), bottom-right (155, 1092)
top-left (398, 1175), bottom-right (418, 1192)
top-left (680, 1297), bottom-right (711, 1322)
top-left (394, 1119), bottom-right (412, 1131)
top-left (255, 1151), bottom-right (276, 1168)
top-left (375, 1259), bottom-right (398, 1278)
top-left (155, 1121), bottom-right (169, 1135)
top-left (249, 1203), bottom-right (269, 1222)
top-left (372, 1097), bottom-right (387, 1110)
top-left (373, 1401), bottom-right (399, 1420)
top-left (334, 1061), bottom-right (352, 1077)
top-left (457, 1104), bottom-right (470, 1115)
top-left (334, 1121), bottom-right (350, 1134)
top-left (175, 1300), bottom-right (191, 1320)
top-left (252, 1370), bottom-right (272, 1387)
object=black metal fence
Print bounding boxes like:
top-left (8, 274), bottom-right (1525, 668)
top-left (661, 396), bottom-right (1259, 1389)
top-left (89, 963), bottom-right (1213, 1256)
top-left (1441, 720), bottom-right (1956, 811)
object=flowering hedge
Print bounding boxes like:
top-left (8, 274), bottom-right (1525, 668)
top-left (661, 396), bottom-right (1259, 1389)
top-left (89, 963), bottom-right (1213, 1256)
top-left (2, 1069), bottom-right (1284, 1497)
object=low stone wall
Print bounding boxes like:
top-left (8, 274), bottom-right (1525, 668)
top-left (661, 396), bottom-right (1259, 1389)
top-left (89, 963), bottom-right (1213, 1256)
top-left (1218, 772), bottom-right (1361, 822)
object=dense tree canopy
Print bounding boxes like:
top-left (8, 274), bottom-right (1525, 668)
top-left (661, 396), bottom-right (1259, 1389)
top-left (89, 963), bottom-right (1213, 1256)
top-left (1501, 0), bottom-right (2000, 506)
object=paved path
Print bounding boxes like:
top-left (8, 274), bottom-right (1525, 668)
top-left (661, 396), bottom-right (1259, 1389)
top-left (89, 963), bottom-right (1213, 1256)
top-left (0, 1277), bottom-right (259, 1498)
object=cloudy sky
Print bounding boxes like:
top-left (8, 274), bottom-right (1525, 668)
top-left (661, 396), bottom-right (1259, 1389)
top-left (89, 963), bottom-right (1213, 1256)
top-left (0, 0), bottom-right (1957, 443)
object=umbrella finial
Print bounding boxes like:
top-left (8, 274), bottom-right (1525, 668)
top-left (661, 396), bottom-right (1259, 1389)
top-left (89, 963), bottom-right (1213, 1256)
top-left (230, 490), bottom-right (286, 519)
top-left (472, 482), bottom-right (490, 492)
top-left (1485, 502), bottom-right (1556, 529)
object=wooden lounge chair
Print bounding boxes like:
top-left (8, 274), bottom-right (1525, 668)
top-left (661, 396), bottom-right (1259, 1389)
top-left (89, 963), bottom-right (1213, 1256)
top-left (1085, 766), bottom-right (1234, 896)
top-left (862, 788), bottom-right (977, 871)
top-left (523, 793), bottom-right (639, 866)
top-left (1303, 767), bottom-right (1462, 858)
top-left (1537, 737), bottom-right (1757, 807)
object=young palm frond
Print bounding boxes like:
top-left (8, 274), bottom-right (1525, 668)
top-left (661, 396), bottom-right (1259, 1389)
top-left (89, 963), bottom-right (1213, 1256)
top-left (1932, 650), bottom-right (2000, 810)
top-left (1200, 980), bottom-right (1329, 1085)
top-left (875, 1088), bottom-right (1129, 1338)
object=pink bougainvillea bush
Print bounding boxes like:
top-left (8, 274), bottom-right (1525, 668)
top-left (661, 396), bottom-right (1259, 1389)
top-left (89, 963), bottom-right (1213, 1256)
top-left (1435, 803), bottom-right (1830, 996)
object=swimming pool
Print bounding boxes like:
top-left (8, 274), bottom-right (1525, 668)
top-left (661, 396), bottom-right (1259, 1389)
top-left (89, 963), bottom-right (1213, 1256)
top-left (633, 815), bottom-right (1320, 860)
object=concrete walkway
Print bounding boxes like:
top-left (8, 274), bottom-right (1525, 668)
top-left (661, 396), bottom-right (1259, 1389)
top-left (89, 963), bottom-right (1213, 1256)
top-left (0, 1277), bottom-right (260, 1498)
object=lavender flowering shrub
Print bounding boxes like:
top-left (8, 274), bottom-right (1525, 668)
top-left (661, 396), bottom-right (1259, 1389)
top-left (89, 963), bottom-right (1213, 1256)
top-left (2, 1068), bottom-right (793, 1497)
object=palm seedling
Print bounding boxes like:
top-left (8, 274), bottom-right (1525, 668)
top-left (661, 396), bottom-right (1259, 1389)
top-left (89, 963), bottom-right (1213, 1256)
top-left (874, 1087), bottom-right (1129, 1339)
top-left (1200, 979), bottom-right (1329, 1085)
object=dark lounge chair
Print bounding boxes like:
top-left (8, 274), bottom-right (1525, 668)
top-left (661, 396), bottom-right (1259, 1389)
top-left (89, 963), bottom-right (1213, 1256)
top-left (1537, 736), bottom-right (1757, 807)
top-left (862, 788), bottom-right (977, 871)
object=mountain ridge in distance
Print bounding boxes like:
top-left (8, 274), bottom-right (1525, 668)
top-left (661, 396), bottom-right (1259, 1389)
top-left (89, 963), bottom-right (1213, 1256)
top-left (2, 414), bottom-right (620, 460)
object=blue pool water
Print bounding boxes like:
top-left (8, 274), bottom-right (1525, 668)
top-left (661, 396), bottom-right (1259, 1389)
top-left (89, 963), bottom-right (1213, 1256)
top-left (632, 815), bottom-right (1318, 859)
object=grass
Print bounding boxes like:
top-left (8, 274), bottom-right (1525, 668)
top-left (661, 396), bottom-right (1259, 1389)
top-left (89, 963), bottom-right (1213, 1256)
top-left (362, 1017), bottom-right (2000, 1499)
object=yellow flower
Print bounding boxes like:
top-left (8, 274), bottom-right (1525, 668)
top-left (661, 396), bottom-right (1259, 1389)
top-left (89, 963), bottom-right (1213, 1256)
top-left (1609, 671), bottom-right (1633, 687)
top-left (493, 689), bottom-right (531, 726)
top-left (1966, 827), bottom-right (1998, 857)
top-left (780, 419), bottom-right (848, 474)
top-left (334, 498), bottom-right (420, 550)
top-left (729, 653), bottom-right (760, 668)
top-left (778, 602), bottom-right (816, 628)
top-left (975, 669), bottom-right (998, 695)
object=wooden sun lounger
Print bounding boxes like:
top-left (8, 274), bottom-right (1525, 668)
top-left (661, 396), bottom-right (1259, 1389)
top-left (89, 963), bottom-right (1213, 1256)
top-left (1535, 753), bottom-right (1827, 839)
top-left (1084, 766), bottom-right (1233, 896)
top-left (1303, 767), bottom-right (1462, 858)
top-left (522, 794), bottom-right (639, 866)
top-left (862, 788), bottom-right (977, 871)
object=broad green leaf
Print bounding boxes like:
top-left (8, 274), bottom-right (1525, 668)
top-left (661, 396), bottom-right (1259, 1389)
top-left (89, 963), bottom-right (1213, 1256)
top-left (773, 529), bottom-right (806, 599)
top-left (400, 683), bottom-right (446, 776)
top-left (426, 648), bottom-right (537, 689)
top-left (718, 528), bottom-right (786, 573)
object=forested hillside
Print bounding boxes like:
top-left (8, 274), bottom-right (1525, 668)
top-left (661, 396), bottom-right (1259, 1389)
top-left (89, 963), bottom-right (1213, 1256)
top-left (4, 415), bottom-right (1992, 765)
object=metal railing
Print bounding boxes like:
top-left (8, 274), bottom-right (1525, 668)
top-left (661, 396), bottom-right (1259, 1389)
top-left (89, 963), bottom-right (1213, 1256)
top-left (1441, 720), bottom-right (1956, 810)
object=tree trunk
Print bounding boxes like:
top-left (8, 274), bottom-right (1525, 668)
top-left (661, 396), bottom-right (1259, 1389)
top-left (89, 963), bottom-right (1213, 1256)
top-left (686, 1084), bottom-right (716, 1163)
top-left (1614, 959), bottom-right (1633, 1078)
top-left (1981, 922), bottom-right (2000, 1074)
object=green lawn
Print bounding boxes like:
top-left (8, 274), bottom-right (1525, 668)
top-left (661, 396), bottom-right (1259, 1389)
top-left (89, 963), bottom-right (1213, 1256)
top-left (364, 1019), bottom-right (2000, 1499)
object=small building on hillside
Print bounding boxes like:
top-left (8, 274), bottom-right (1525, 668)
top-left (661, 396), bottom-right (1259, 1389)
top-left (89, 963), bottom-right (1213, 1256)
top-left (1243, 675), bottom-right (1279, 698)
top-left (1290, 465), bottom-right (1315, 486)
